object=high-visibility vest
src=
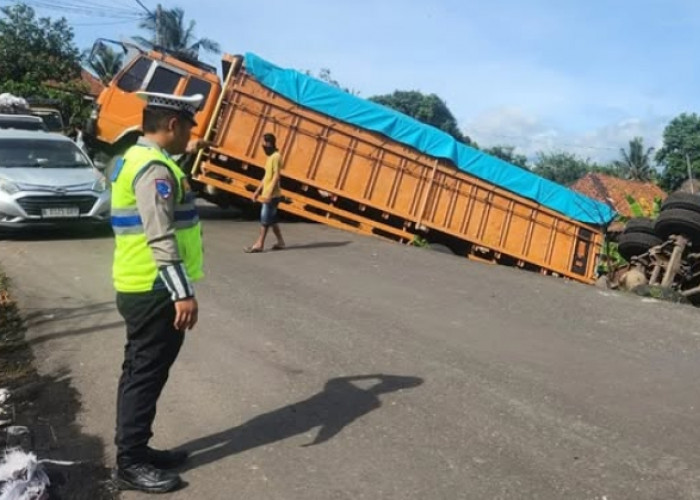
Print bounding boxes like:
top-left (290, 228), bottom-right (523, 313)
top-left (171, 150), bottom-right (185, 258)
top-left (111, 145), bottom-right (203, 293)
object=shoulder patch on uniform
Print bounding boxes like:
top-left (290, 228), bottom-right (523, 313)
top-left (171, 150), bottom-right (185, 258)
top-left (155, 178), bottom-right (173, 199)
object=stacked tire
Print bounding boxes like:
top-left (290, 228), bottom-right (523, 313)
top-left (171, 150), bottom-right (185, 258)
top-left (654, 193), bottom-right (700, 245)
top-left (617, 217), bottom-right (662, 262)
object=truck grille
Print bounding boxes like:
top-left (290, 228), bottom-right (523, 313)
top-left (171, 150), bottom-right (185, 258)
top-left (17, 195), bottom-right (98, 216)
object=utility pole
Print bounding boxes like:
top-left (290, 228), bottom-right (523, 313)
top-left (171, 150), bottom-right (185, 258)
top-left (155, 4), bottom-right (162, 47)
top-left (686, 153), bottom-right (695, 194)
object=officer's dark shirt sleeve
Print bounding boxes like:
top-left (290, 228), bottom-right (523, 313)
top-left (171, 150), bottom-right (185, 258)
top-left (133, 162), bottom-right (194, 301)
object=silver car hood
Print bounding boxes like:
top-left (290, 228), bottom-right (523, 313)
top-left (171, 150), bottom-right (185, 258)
top-left (0, 166), bottom-right (101, 190)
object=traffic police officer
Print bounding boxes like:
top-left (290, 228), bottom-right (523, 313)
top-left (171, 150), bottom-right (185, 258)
top-left (111, 91), bottom-right (206, 493)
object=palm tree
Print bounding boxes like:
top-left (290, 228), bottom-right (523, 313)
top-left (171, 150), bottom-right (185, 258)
top-left (83, 45), bottom-right (124, 85)
top-left (614, 137), bottom-right (655, 181)
top-left (135, 6), bottom-right (220, 59)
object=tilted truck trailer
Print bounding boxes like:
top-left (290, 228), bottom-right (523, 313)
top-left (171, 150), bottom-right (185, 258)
top-left (84, 43), bottom-right (617, 284)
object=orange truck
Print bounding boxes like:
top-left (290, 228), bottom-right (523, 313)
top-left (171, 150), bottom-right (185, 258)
top-left (84, 41), bottom-right (616, 284)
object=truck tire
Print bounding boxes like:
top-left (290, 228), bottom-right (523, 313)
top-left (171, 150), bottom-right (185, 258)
top-left (429, 243), bottom-right (455, 255)
top-left (661, 192), bottom-right (700, 213)
top-left (617, 232), bottom-right (663, 261)
top-left (654, 208), bottom-right (700, 244)
top-left (623, 217), bottom-right (656, 236)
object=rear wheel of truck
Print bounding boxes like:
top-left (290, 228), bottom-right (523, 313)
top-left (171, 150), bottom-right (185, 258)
top-left (623, 217), bottom-right (656, 236)
top-left (661, 192), bottom-right (700, 213)
top-left (429, 243), bottom-right (455, 255)
top-left (654, 208), bottom-right (700, 245)
top-left (617, 232), bottom-right (663, 261)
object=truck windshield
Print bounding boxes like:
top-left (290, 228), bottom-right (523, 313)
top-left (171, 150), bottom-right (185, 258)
top-left (0, 139), bottom-right (91, 168)
top-left (117, 56), bottom-right (152, 92)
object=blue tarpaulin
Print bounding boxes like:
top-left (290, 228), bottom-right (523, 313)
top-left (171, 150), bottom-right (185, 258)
top-left (244, 53), bottom-right (617, 226)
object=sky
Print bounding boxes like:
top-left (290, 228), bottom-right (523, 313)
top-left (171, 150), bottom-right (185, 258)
top-left (16, 0), bottom-right (700, 163)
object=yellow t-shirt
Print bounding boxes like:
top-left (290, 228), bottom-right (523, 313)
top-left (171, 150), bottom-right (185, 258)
top-left (262, 151), bottom-right (282, 199)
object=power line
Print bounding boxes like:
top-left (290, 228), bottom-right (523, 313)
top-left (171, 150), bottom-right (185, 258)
top-left (2, 0), bottom-right (144, 18)
top-left (49, 0), bottom-right (142, 15)
top-left (134, 0), bottom-right (153, 15)
top-left (71, 18), bottom-right (142, 26)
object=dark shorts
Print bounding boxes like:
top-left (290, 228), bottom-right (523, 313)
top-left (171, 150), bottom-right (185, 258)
top-left (261, 197), bottom-right (281, 227)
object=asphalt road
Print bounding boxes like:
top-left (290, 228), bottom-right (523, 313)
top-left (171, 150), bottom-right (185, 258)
top-left (3, 208), bottom-right (700, 499)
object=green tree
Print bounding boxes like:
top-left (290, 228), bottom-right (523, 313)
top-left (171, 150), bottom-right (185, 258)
top-left (531, 151), bottom-right (595, 186)
top-left (136, 6), bottom-right (220, 59)
top-left (614, 137), bottom-right (655, 181)
top-left (369, 90), bottom-right (474, 145)
top-left (83, 44), bottom-right (123, 85)
top-left (0, 4), bottom-right (87, 123)
top-left (656, 113), bottom-right (700, 191)
top-left (483, 145), bottom-right (529, 169)
top-left (0, 4), bottom-right (80, 87)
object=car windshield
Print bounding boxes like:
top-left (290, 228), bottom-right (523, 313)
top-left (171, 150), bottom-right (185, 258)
top-left (0, 138), bottom-right (91, 168)
top-left (0, 118), bottom-right (45, 131)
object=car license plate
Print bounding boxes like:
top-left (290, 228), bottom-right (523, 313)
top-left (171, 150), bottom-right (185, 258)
top-left (41, 207), bottom-right (79, 218)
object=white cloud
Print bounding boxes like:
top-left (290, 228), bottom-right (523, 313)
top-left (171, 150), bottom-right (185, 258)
top-left (466, 107), bottom-right (669, 164)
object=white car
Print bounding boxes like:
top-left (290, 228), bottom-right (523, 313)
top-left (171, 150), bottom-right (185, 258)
top-left (0, 130), bottom-right (110, 230)
top-left (0, 114), bottom-right (48, 131)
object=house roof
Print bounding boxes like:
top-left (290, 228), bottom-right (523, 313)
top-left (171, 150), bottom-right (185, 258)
top-left (570, 173), bottom-right (667, 219)
top-left (43, 70), bottom-right (105, 98)
top-left (80, 70), bottom-right (105, 97)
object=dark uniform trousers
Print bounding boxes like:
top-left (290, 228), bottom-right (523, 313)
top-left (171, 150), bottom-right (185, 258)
top-left (115, 289), bottom-right (184, 467)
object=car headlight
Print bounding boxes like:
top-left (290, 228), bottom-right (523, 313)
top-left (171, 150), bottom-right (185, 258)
top-left (0, 179), bottom-right (19, 195)
top-left (92, 177), bottom-right (107, 193)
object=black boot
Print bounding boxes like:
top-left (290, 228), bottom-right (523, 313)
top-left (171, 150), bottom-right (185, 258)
top-left (146, 447), bottom-right (189, 469)
top-left (113, 463), bottom-right (181, 493)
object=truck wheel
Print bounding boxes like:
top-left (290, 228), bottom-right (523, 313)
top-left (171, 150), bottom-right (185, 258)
top-left (623, 217), bottom-right (656, 236)
top-left (617, 232), bottom-right (663, 261)
top-left (654, 208), bottom-right (700, 244)
top-left (429, 243), bottom-right (455, 255)
top-left (661, 192), bottom-right (700, 213)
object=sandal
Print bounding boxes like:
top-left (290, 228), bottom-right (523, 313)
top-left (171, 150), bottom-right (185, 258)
top-left (244, 246), bottom-right (263, 253)
top-left (271, 244), bottom-right (286, 251)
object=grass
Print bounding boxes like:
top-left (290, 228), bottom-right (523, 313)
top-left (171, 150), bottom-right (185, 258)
top-left (0, 271), bottom-right (31, 386)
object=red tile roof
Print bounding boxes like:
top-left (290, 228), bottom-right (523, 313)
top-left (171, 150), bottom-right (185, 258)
top-left (44, 70), bottom-right (105, 97)
top-left (80, 70), bottom-right (105, 97)
top-left (571, 173), bottom-right (667, 218)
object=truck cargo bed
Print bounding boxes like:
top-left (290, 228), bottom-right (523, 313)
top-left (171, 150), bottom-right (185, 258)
top-left (194, 54), bottom-right (609, 283)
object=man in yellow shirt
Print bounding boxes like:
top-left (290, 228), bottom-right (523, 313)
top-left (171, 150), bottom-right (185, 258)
top-left (245, 133), bottom-right (286, 252)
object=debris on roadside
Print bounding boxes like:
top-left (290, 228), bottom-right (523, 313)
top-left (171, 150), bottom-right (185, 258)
top-left (0, 449), bottom-right (50, 500)
top-left (0, 270), bottom-right (116, 499)
top-left (0, 94), bottom-right (31, 115)
top-left (600, 192), bottom-right (700, 307)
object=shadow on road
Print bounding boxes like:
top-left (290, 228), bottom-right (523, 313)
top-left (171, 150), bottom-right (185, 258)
top-left (24, 302), bottom-right (115, 328)
top-left (28, 320), bottom-right (123, 347)
top-left (0, 225), bottom-right (113, 242)
top-left (276, 241), bottom-right (352, 251)
top-left (178, 374), bottom-right (424, 472)
top-left (197, 205), bottom-right (244, 221)
top-left (21, 301), bottom-right (121, 346)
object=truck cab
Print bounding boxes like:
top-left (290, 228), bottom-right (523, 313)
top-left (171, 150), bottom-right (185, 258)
top-left (84, 40), bottom-right (222, 164)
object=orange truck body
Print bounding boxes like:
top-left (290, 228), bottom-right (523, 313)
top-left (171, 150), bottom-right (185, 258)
top-left (88, 49), bottom-right (609, 284)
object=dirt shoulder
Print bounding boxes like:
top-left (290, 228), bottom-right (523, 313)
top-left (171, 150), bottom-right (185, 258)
top-left (0, 270), bottom-right (117, 499)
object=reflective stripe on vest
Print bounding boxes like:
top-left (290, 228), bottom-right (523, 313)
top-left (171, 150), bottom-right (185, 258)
top-left (111, 204), bottom-right (200, 234)
top-left (111, 145), bottom-right (204, 293)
